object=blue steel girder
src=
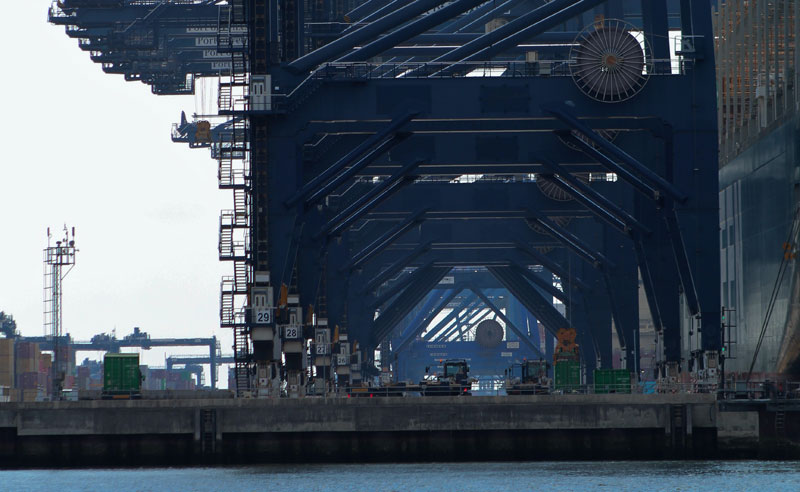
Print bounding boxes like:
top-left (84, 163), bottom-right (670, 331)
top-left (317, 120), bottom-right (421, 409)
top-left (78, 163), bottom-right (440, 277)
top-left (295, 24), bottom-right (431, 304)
top-left (487, 265), bottom-right (594, 369)
top-left (380, 268), bottom-right (501, 299)
top-left (429, 0), bottom-right (608, 77)
top-left (513, 242), bottom-right (590, 292)
top-left (510, 262), bottom-right (568, 304)
top-left (340, 208), bottom-right (427, 272)
top-left (370, 265), bottom-right (452, 346)
top-left (525, 209), bottom-right (613, 270)
top-left (423, 294), bottom-right (482, 343)
top-left (44, 0), bottom-right (721, 375)
top-left (537, 158), bottom-right (652, 235)
top-left (287, 111), bottom-right (417, 207)
top-left (361, 243), bottom-right (433, 295)
top-left (336, 0), bottom-right (490, 63)
top-left (368, 260), bottom-right (437, 310)
top-left (303, 131), bottom-right (641, 177)
top-left (394, 286), bottom-right (450, 341)
top-left (544, 103), bottom-right (688, 203)
top-left (317, 160), bottom-right (423, 239)
top-left (368, 182), bottom-right (590, 214)
top-left (288, 0), bottom-right (453, 72)
top-left (418, 294), bottom-right (480, 342)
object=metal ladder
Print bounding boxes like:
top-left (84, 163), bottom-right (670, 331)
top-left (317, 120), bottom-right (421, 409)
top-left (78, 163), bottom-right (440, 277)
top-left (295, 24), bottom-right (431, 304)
top-left (775, 401), bottom-right (786, 437)
top-left (200, 409), bottom-right (216, 455)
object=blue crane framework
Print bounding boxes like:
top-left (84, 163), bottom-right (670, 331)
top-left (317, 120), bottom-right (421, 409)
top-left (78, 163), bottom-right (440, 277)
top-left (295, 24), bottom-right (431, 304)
top-left (19, 327), bottom-right (224, 388)
top-left (50, 0), bottom-right (721, 395)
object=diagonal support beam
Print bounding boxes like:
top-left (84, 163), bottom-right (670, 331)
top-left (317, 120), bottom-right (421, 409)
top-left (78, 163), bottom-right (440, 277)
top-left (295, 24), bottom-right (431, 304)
top-left (664, 208), bottom-right (700, 315)
top-left (285, 111), bottom-right (416, 208)
top-left (544, 104), bottom-right (687, 203)
top-left (372, 265), bottom-right (452, 344)
top-left (344, 0), bottom-right (395, 23)
top-left (526, 209), bottom-right (614, 270)
top-left (487, 266), bottom-right (595, 367)
top-left (458, 0), bottom-right (607, 64)
top-left (317, 160), bottom-right (422, 239)
top-left (337, 0), bottom-right (489, 62)
top-left (360, 241), bottom-right (433, 295)
top-left (514, 242), bottom-right (589, 291)
top-left (305, 133), bottom-right (411, 208)
top-left (560, 132), bottom-right (661, 201)
top-left (510, 262), bottom-right (568, 304)
top-left (393, 286), bottom-right (470, 353)
top-left (362, 244), bottom-right (433, 295)
top-left (422, 295), bottom-right (480, 341)
top-left (340, 209), bottom-right (427, 272)
top-left (431, 300), bottom-right (483, 342)
top-left (456, 0), bottom-right (525, 33)
top-left (538, 158), bottom-right (652, 236)
top-left (632, 232), bottom-right (664, 332)
top-left (369, 258), bottom-right (436, 309)
top-left (423, 0), bottom-right (592, 66)
top-left (288, 0), bottom-right (450, 72)
top-left (342, 0), bottom-right (416, 34)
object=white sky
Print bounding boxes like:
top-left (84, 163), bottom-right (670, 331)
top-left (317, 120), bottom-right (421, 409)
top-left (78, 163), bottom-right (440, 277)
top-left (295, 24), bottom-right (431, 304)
top-left (1, 2), bottom-right (232, 384)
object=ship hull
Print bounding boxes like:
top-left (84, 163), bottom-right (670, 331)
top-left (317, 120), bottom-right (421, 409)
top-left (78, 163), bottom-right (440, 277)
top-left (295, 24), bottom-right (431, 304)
top-left (717, 115), bottom-right (800, 375)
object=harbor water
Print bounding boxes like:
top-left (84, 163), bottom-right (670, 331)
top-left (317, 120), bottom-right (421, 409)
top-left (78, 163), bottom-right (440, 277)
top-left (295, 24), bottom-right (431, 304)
top-left (2, 461), bottom-right (800, 491)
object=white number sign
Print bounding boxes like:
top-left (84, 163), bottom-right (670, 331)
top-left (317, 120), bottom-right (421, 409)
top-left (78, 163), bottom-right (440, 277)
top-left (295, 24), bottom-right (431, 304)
top-left (285, 326), bottom-right (300, 339)
top-left (254, 309), bottom-right (272, 324)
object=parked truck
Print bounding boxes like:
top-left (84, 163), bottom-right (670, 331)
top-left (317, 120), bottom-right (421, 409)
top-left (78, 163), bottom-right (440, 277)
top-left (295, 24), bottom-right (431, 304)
top-left (505, 359), bottom-right (551, 395)
top-left (420, 359), bottom-right (473, 396)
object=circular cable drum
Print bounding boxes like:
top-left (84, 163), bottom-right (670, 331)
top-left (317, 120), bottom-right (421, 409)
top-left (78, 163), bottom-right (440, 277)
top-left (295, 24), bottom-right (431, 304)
top-left (475, 319), bottom-right (504, 348)
top-left (570, 19), bottom-right (650, 103)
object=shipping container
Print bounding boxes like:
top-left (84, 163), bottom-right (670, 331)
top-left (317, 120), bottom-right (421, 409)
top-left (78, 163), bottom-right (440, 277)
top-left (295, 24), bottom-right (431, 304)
top-left (0, 338), bottom-right (13, 356)
top-left (554, 360), bottom-right (581, 391)
top-left (39, 353), bottom-right (52, 374)
top-left (0, 341), bottom-right (13, 387)
top-left (103, 353), bottom-right (142, 396)
top-left (593, 369), bottom-right (631, 394)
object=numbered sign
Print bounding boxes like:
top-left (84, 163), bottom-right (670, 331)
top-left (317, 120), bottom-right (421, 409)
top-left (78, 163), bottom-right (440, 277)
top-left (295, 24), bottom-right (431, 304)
top-left (336, 354), bottom-right (349, 366)
top-left (315, 343), bottom-right (329, 355)
top-left (254, 309), bottom-right (272, 324)
top-left (284, 326), bottom-right (301, 339)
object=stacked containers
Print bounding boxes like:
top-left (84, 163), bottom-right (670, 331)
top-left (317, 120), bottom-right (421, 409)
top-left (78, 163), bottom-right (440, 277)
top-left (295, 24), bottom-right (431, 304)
top-left (0, 338), bottom-right (13, 389)
top-left (39, 353), bottom-right (52, 397)
top-left (15, 343), bottom-right (40, 389)
top-left (76, 366), bottom-right (91, 390)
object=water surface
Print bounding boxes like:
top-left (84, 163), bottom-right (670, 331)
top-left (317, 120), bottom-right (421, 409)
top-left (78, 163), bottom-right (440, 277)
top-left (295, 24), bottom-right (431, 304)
top-left (3, 461), bottom-right (800, 491)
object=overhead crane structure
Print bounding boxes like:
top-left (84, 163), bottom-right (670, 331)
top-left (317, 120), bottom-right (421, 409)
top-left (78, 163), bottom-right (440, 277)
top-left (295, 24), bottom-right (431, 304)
top-left (20, 327), bottom-right (223, 389)
top-left (50, 0), bottom-right (721, 396)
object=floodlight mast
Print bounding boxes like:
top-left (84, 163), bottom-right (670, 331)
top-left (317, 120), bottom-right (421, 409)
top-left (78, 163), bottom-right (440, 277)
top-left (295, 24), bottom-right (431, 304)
top-left (43, 225), bottom-right (77, 400)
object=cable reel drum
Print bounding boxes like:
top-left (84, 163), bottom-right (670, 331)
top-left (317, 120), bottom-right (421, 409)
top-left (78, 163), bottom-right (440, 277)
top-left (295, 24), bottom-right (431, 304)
top-left (570, 19), bottom-right (651, 103)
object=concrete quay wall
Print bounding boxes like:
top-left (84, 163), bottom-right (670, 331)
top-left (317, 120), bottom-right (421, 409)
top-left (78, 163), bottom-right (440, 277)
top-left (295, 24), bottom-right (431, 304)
top-left (0, 394), bottom-right (776, 466)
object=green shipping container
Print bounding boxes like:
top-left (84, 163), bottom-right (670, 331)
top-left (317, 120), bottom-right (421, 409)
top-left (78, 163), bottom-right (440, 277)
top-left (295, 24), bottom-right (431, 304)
top-left (103, 353), bottom-right (142, 393)
top-left (554, 360), bottom-right (581, 390)
top-left (593, 369), bottom-right (631, 394)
